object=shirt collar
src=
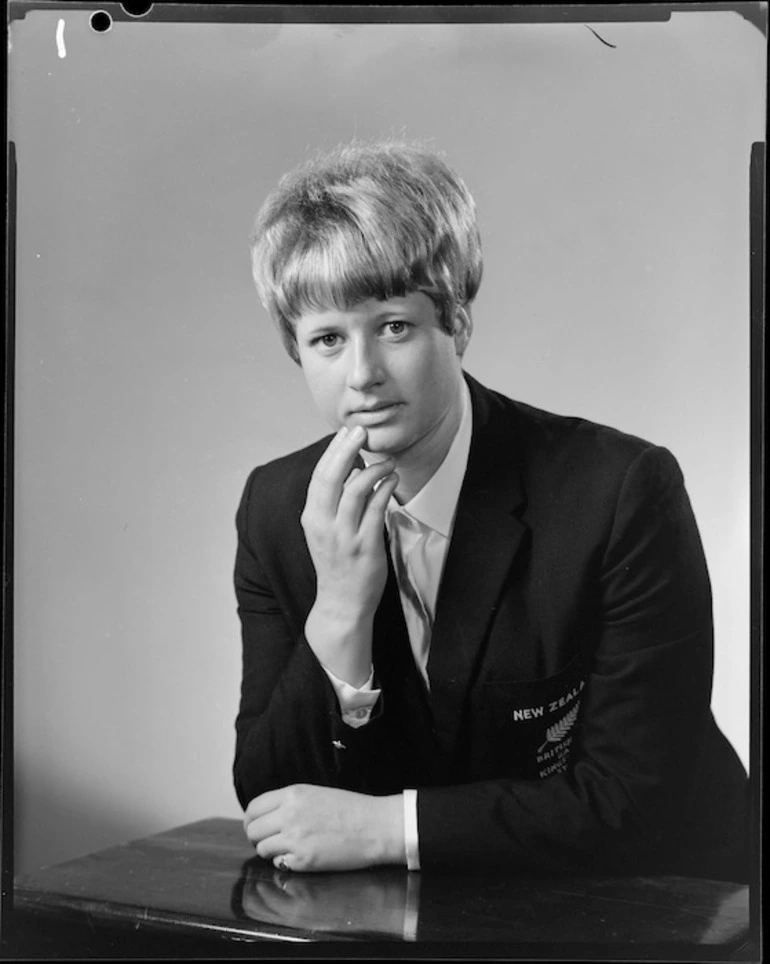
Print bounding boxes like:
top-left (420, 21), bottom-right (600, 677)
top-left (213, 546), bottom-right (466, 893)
top-left (390, 379), bottom-right (473, 538)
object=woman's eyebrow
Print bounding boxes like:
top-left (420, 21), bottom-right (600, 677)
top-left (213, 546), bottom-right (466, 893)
top-left (372, 306), bottom-right (412, 320)
top-left (302, 321), bottom-right (342, 336)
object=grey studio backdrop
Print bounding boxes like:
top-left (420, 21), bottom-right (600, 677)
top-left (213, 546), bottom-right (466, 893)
top-left (8, 9), bottom-right (765, 876)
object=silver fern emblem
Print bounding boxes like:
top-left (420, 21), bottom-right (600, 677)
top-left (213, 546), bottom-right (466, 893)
top-left (537, 701), bottom-right (580, 754)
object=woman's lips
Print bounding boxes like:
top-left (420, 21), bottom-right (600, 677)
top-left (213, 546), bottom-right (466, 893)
top-left (349, 403), bottom-right (402, 424)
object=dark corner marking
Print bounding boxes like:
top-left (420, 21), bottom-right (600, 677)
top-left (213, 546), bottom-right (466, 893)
top-left (584, 24), bottom-right (617, 48)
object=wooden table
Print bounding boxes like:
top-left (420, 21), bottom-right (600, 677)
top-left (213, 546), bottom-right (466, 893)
top-left (4, 817), bottom-right (756, 958)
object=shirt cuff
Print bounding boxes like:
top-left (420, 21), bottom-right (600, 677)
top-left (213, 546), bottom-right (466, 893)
top-left (322, 664), bottom-right (381, 728)
top-left (403, 871), bottom-right (420, 940)
top-left (403, 788), bottom-right (421, 871)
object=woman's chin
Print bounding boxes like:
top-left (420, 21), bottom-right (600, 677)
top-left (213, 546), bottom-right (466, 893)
top-left (358, 424), bottom-right (408, 457)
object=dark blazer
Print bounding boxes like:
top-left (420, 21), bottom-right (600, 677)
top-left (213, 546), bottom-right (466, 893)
top-left (233, 374), bottom-right (748, 879)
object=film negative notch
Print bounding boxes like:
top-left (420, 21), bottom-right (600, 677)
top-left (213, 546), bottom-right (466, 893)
top-left (90, 11), bottom-right (112, 33)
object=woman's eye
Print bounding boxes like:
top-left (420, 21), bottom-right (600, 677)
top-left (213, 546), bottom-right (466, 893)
top-left (314, 333), bottom-right (340, 349)
top-left (386, 321), bottom-right (407, 336)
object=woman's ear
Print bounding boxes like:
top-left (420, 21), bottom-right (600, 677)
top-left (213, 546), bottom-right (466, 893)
top-left (453, 306), bottom-right (473, 357)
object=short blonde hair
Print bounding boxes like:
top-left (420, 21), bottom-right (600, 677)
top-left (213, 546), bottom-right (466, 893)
top-left (249, 139), bottom-right (483, 362)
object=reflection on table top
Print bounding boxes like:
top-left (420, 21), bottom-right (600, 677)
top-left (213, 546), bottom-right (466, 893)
top-left (13, 817), bottom-right (752, 953)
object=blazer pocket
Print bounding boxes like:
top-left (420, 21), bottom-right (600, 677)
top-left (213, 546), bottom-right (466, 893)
top-left (477, 655), bottom-right (587, 780)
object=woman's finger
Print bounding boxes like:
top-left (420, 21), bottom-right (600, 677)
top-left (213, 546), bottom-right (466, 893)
top-left (253, 829), bottom-right (289, 862)
top-left (360, 472), bottom-right (399, 534)
top-left (306, 426), bottom-right (367, 518)
top-left (244, 789), bottom-right (283, 828)
top-left (337, 460), bottom-right (395, 530)
top-left (245, 809), bottom-right (284, 848)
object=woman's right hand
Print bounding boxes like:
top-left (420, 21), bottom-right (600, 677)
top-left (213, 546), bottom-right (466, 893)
top-left (300, 425), bottom-right (398, 685)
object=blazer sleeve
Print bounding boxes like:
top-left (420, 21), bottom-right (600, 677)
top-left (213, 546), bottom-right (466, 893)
top-left (416, 446), bottom-right (748, 876)
top-left (232, 467), bottom-right (398, 809)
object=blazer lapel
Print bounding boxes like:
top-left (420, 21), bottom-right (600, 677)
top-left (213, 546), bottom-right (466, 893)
top-left (427, 375), bottom-right (529, 755)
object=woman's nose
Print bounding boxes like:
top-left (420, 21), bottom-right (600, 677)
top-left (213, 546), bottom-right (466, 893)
top-left (346, 340), bottom-right (384, 391)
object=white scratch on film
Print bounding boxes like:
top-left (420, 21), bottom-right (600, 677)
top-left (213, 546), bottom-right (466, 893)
top-left (56, 19), bottom-right (66, 59)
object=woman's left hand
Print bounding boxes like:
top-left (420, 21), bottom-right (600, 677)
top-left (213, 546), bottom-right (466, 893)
top-left (243, 784), bottom-right (405, 873)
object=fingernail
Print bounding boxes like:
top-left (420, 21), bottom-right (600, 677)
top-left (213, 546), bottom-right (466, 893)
top-left (350, 425), bottom-right (365, 441)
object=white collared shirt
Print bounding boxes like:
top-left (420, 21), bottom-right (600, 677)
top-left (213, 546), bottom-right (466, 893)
top-left (321, 379), bottom-right (473, 872)
top-left (383, 381), bottom-right (473, 686)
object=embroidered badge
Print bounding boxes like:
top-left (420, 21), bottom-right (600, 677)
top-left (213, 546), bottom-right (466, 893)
top-left (498, 662), bottom-right (585, 780)
top-left (537, 701), bottom-right (580, 754)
